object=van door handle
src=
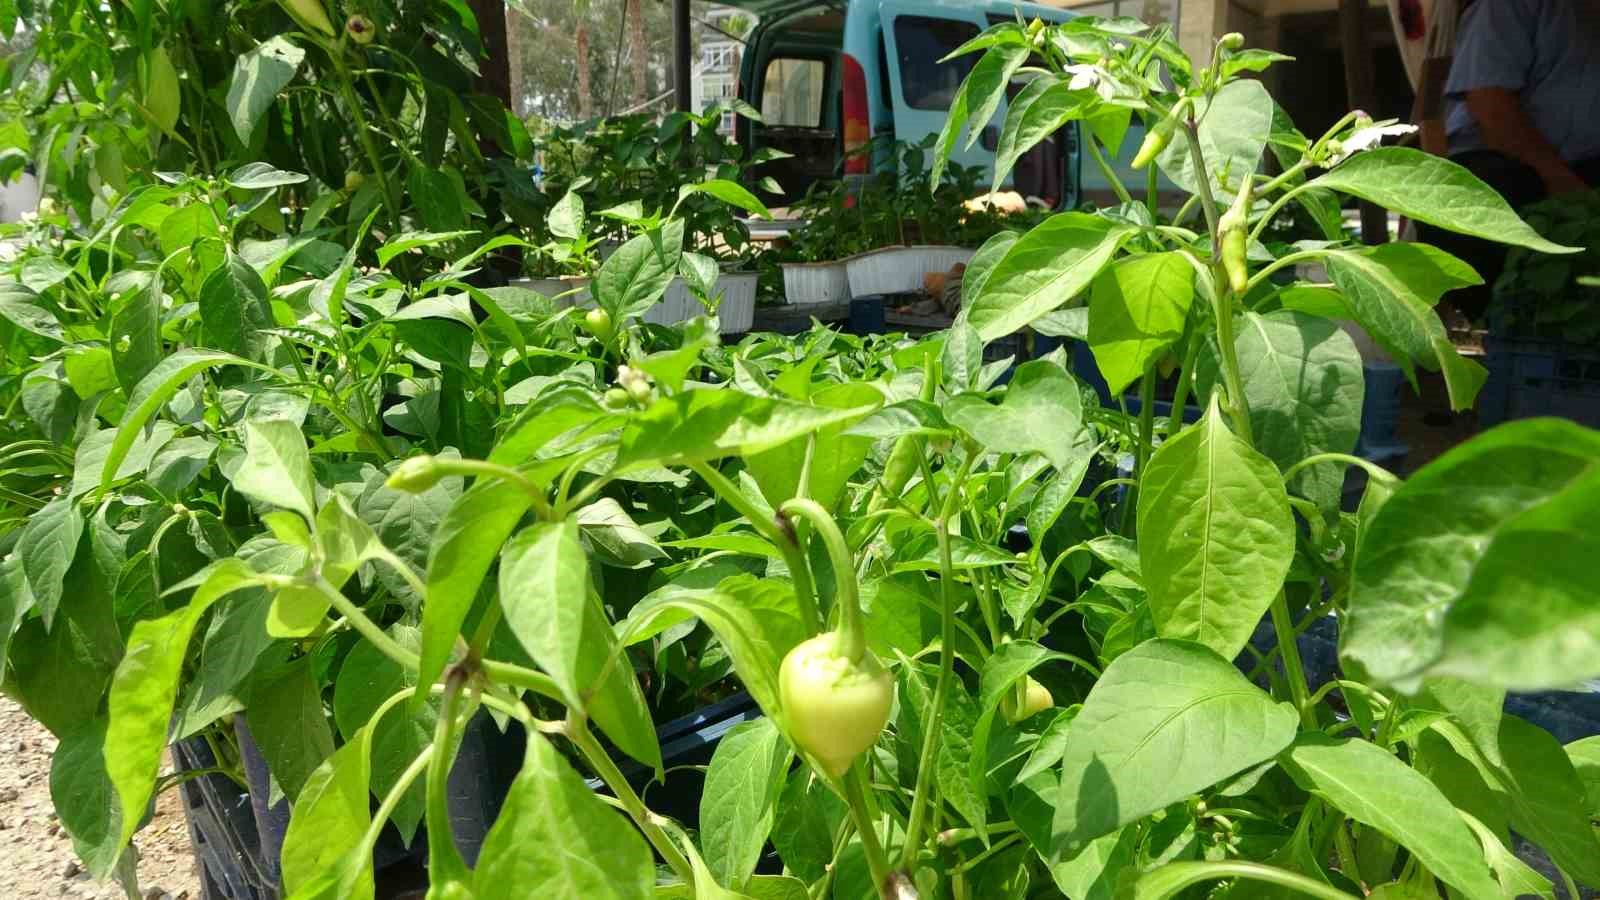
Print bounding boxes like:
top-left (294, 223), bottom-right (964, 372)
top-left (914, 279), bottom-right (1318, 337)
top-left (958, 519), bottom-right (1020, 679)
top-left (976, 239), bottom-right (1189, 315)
top-left (980, 126), bottom-right (999, 151)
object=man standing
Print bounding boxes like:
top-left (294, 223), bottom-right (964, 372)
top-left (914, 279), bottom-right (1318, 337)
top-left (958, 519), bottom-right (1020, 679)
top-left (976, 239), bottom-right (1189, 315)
top-left (1426, 0), bottom-right (1600, 317)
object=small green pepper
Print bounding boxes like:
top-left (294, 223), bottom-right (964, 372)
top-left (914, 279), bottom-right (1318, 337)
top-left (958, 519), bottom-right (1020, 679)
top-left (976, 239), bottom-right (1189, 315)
top-left (779, 633), bottom-right (895, 777)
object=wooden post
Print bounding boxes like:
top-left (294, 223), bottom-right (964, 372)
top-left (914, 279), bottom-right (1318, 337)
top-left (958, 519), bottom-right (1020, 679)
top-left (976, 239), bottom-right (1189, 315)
top-left (674, 0), bottom-right (692, 113)
top-left (1339, 0), bottom-right (1389, 244)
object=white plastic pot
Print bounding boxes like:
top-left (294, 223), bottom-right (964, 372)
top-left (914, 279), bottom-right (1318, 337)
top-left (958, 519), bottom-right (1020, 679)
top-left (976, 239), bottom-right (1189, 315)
top-left (658, 272), bottom-right (757, 333)
top-left (782, 260), bottom-right (851, 305)
top-left (844, 246), bottom-right (974, 298)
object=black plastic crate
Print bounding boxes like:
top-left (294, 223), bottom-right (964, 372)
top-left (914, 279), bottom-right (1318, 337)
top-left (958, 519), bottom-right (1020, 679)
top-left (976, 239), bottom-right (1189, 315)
top-left (1480, 334), bottom-right (1600, 429)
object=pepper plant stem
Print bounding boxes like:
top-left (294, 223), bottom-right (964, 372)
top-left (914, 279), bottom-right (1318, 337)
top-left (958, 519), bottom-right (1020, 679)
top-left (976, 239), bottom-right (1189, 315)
top-left (1270, 593), bottom-right (1317, 728)
top-left (780, 498), bottom-right (865, 661)
top-left (841, 766), bottom-right (892, 896)
top-left (426, 672), bottom-right (473, 885)
top-left (566, 718), bottom-right (695, 885)
top-left (689, 460), bottom-right (822, 634)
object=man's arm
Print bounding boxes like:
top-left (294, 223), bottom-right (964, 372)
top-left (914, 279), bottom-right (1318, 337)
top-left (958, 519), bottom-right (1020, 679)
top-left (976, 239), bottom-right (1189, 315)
top-left (1464, 87), bottom-right (1588, 194)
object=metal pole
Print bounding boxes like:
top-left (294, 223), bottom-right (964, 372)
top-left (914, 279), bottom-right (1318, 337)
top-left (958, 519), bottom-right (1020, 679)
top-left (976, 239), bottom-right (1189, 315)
top-left (673, 0), bottom-right (692, 112)
top-left (1339, 0), bottom-right (1389, 244)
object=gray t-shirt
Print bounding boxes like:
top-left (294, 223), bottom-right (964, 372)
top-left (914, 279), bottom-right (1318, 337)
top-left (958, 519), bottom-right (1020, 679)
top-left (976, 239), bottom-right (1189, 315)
top-left (1445, 0), bottom-right (1600, 161)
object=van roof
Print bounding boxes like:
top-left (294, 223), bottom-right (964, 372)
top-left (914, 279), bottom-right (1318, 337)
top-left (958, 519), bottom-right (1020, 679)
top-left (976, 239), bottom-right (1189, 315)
top-left (715, 0), bottom-right (1078, 20)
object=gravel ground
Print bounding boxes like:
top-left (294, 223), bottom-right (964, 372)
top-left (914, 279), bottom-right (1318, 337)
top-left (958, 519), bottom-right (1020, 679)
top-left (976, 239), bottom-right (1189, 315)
top-left (0, 696), bottom-right (202, 900)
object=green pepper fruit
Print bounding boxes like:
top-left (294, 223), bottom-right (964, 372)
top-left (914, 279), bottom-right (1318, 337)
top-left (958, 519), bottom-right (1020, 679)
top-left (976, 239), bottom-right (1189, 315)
top-left (1132, 114), bottom-right (1177, 171)
top-left (879, 435), bottom-right (921, 499)
top-left (344, 170), bottom-right (366, 192)
top-left (779, 633), bottom-right (895, 777)
top-left (1000, 676), bottom-right (1054, 723)
top-left (387, 455), bottom-right (443, 493)
top-left (1217, 176), bottom-right (1254, 295)
top-left (603, 387), bottom-right (630, 409)
top-left (280, 0), bottom-right (337, 37)
top-left (1219, 32), bottom-right (1245, 51)
top-left (346, 14), bottom-right (376, 45)
top-left (581, 307), bottom-right (614, 343)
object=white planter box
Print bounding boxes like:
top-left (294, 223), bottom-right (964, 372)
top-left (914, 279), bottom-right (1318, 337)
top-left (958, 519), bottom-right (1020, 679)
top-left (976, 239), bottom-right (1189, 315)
top-left (782, 260), bottom-right (851, 305)
top-left (844, 245), bottom-right (974, 298)
top-left (659, 272), bottom-right (757, 333)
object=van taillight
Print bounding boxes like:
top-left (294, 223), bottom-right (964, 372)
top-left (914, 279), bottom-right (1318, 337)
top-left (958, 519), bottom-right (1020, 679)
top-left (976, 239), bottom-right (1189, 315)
top-left (842, 53), bottom-right (870, 175)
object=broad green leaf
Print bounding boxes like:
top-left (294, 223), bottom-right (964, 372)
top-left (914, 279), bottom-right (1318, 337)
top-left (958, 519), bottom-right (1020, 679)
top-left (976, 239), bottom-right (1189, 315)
top-left (1417, 677), bottom-right (1505, 767)
top-left (0, 554), bottom-right (31, 677)
top-left (946, 359), bottom-right (1088, 472)
top-left (686, 179), bottom-right (772, 218)
top-left (770, 769), bottom-right (846, 882)
top-left (1428, 716), bottom-right (1600, 888)
top-left (1087, 252), bottom-right (1194, 395)
top-left (406, 166), bottom-right (468, 233)
top-left (245, 655), bottom-right (337, 801)
top-left (1120, 861), bottom-right (1362, 900)
top-left (744, 382), bottom-right (880, 512)
top-left (227, 36), bottom-right (305, 145)
top-left (64, 347), bottom-right (118, 399)
top-left (6, 544), bottom-right (121, 738)
top-left (17, 495), bottom-right (84, 628)
top-left (932, 42), bottom-right (1030, 188)
top-left (101, 348), bottom-right (272, 495)
top-left (962, 230), bottom-right (1021, 311)
top-left (1456, 810), bottom-right (1556, 900)
top-left (620, 574), bottom-right (805, 721)
top-left (1567, 736), bottom-right (1600, 815)
top-left (1050, 640), bottom-right (1298, 857)
top-left (595, 219), bottom-right (686, 320)
top-left (700, 718), bottom-right (791, 889)
top-left (225, 162), bottom-right (308, 190)
top-left (1278, 734), bottom-right (1502, 900)
top-left (106, 560), bottom-right (266, 860)
top-left (280, 717), bottom-right (380, 900)
top-left (1009, 771), bottom-right (1133, 900)
top-left (902, 663), bottom-right (986, 839)
top-left (471, 734), bottom-right (654, 900)
top-left (1322, 244), bottom-right (1486, 411)
top-left (548, 190), bottom-right (585, 239)
top-left (50, 718), bottom-right (122, 877)
top-left (1311, 148), bottom-right (1581, 254)
top-left (332, 626), bottom-right (434, 844)
top-left (358, 461), bottom-right (462, 607)
top-left (107, 280), bottom-right (162, 396)
top-left (965, 213), bottom-right (1130, 342)
top-left (1344, 420), bottom-right (1600, 690)
top-left (1155, 80), bottom-right (1274, 200)
top-left (19, 256), bottom-right (72, 293)
top-left (490, 387), bottom-right (611, 465)
top-left (228, 418), bottom-right (316, 522)
top-left (1136, 400), bottom-right (1294, 659)
top-left (1196, 311), bottom-right (1363, 512)
top-left (0, 281), bottom-right (65, 341)
top-left (417, 479), bottom-right (534, 696)
top-left (198, 252), bottom-right (276, 361)
top-left (498, 520), bottom-right (659, 769)
top-left (1025, 452), bottom-right (1094, 547)
top-left (72, 423), bottom-right (179, 499)
top-left (994, 76), bottom-right (1090, 192)
top-left (376, 230), bottom-right (478, 267)
top-left (616, 388), bottom-right (878, 470)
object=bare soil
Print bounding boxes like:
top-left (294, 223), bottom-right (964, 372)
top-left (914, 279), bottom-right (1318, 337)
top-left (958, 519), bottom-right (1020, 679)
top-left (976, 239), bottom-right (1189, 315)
top-left (0, 696), bottom-right (202, 900)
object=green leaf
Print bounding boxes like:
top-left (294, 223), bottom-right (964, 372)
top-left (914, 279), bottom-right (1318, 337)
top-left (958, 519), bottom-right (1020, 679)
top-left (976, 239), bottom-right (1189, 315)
top-left (687, 179), bottom-right (772, 219)
top-left (0, 281), bottom-right (65, 341)
top-left (962, 230), bottom-right (1021, 311)
top-left (1310, 148), bottom-right (1581, 254)
top-left (968, 641), bottom-right (1088, 818)
top-left (616, 388), bottom-right (878, 470)
top-left (64, 347), bottom-right (118, 399)
top-left (964, 213), bottom-right (1130, 342)
top-left (358, 462), bottom-right (462, 607)
top-left (225, 162), bottom-right (308, 190)
top-left (1119, 861), bottom-right (1363, 900)
top-left (1155, 80), bottom-right (1274, 201)
top-left (744, 382), bottom-right (879, 513)
top-left (548, 190), bottom-right (585, 239)
top-left (946, 359), bottom-right (1088, 472)
top-left (1344, 419), bottom-right (1600, 690)
top-left (1050, 640), bottom-right (1298, 857)
top-left (199, 251), bottom-right (276, 361)
top-left (100, 348), bottom-right (269, 495)
top-left (1278, 733), bottom-right (1503, 899)
top-left (106, 560), bottom-right (267, 861)
top-left (1567, 735), bottom-right (1600, 815)
top-left (994, 76), bottom-right (1090, 192)
top-left (1136, 400), bottom-right (1295, 659)
top-left (280, 715), bottom-right (380, 900)
top-left (1322, 244), bottom-right (1486, 411)
top-left (417, 479), bottom-right (533, 696)
top-left (227, 36), bottom-right (305, 145)
top-left (1456, 809), bottom-right (1556, 900)
top-left (6, 543), bottom-right (121, 738)
top-left (595, 220), bottom-right (686, 320)
top-left (332, 626), bottom-right (433, 844)
top-left (50, 718), bottom-right (123, 876)
top-left (932, 42), bottom-right (1030, 188)
top-left (1197, 311), bottom-right (1363, 512)
top-left (0, 554), bottom-right (31, 677)
top-left (770, 769), bottom-right (846, 882)
top-left (406, 166), bottom-right (470, 233)
top-left (471, 734), bottom-right (654, 900)
top-left (700, 718), bottom-right (791, 889)
top-left (228, 418), bottom-right (317, 522)
top-left (17, 495), bottom-right (84, 628)
top-left (245, 655), bottom-right (337, 801)
top-left (107, 280), bottom-right (163, 396)
top-left (1087, 252), bottom-right (1195, 395)
top-left (377, 230), bottom-right (478, 267)
top-left (499, 520), bottom-right (659, 769)
top-left (1427, 716), bottom-right (1600, 888)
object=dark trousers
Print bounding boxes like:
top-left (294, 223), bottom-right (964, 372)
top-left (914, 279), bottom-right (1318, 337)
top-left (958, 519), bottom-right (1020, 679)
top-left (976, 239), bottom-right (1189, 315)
top-left (1416, 151), bottom-right (1600, 321)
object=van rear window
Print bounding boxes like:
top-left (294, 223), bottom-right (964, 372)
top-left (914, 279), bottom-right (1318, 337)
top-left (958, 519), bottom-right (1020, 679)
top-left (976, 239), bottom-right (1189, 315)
top-left (761, 58), bottom-right (827, 128)
top-left (891, 16), bottom-right (980, 111)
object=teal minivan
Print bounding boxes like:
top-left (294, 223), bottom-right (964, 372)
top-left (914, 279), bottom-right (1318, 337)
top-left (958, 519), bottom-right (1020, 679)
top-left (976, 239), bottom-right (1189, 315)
top-left (726, 0), bottom-right (1092, 208)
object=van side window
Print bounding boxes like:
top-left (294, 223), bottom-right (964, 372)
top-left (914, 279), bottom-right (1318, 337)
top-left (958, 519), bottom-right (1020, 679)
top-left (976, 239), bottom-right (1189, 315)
top-left (891, 16), bottom-right (980, 111)
top-left (761, 58), bottom-right (827, 128)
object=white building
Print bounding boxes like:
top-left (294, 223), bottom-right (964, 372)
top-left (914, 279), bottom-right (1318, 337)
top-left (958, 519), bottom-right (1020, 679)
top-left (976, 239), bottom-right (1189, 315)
top-left (689, 5), bottom-right (750, 134)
